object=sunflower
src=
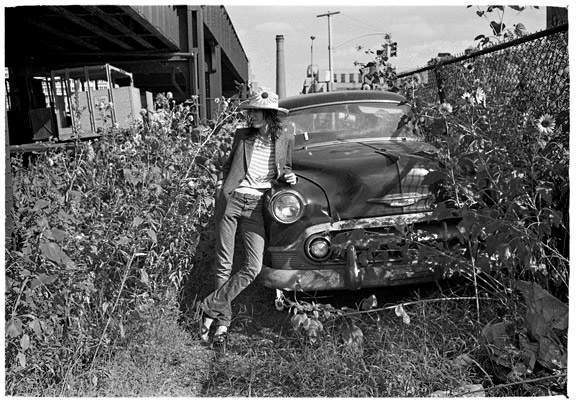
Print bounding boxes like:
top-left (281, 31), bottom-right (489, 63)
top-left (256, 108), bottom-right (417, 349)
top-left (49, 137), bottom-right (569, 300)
top-left (462, 92), bottom-right (475, 105)
top-left (463, 62), bottom-right (475, 73)
top-left (535, 114), bottom-right (556, 134)
top-left (440, 102), bottom-right (453, 114)
top-left (475, 87), bottom-right (486, 106)
top-left (249, 87), bottom-right (277, 107)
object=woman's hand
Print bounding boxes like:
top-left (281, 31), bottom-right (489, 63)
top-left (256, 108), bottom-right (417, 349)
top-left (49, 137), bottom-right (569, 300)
top-left (284, 172), bottom-right (297, 185)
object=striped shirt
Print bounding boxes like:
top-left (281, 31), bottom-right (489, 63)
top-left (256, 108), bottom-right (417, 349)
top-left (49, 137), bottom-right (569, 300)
top-left (237, 136), bottom-right (276, 193)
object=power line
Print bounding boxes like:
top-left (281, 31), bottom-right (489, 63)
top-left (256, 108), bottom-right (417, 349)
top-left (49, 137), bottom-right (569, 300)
top-left (335, 17), bottom-right (373, 32)
top-left (339, 12), bottom-right (387, 33)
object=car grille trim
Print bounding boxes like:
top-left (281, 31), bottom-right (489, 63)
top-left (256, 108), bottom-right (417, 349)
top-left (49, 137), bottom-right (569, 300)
top-left (302, 212), bottom-right (432, 238)
top-left (267, 212), bottom-right (462, 270)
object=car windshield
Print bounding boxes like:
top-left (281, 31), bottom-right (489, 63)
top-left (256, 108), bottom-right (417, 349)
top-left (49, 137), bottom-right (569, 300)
top-left (283, 101), bottom-right (418, 147)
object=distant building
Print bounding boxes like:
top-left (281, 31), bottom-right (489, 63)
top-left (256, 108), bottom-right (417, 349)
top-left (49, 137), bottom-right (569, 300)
top-left (332, 70), bottom-right (364, 91)
top-left (302, 68), bottom-right (364, 94)
top-left (428, 53), bottom-right (453, 65)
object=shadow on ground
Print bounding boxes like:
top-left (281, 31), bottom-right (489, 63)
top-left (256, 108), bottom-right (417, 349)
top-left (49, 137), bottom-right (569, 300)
top-left (177, 229), bottom-right (477, 396)
top-left (179, 225), bottom-right (473, 342)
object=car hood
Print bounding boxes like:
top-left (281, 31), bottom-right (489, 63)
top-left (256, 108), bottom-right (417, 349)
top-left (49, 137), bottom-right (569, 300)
top-left (293, 139), bottom-right (439, 219)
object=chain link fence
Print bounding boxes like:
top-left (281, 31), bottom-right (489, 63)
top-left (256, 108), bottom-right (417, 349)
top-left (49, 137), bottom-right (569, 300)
top-left (396, 24), bottom-right (570, 268)
top-left (397, 24), bottom-right (568, 127)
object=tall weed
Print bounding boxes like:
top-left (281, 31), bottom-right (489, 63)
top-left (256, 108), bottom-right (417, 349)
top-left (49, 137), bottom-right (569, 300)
top-left (396, 41), bottom-right (568, 392)
top-left (405, 57), bottom-right (569, 299)
top-left (5, 94), bottom-right (240, 394)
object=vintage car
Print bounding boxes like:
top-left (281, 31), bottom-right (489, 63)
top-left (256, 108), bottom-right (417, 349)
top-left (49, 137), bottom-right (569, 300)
top-left (259, 90), bottom-right (463, 291)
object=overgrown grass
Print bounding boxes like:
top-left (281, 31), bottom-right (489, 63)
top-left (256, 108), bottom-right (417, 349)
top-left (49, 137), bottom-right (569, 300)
top-left (66, 277), bottom-right (565, 397)
top-left (207, 282), bottom-right (565, 397)
top-left (4, 94), bottom-right (238, 395)
top-left (199, 283), bottom-right (499, 397)
top-left (93, 294), bottom-right (212, 397)
top-left (5, 82), bottom-right (567, 396)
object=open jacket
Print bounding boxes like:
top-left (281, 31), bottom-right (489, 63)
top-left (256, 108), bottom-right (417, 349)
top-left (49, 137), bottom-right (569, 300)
top-left (214, 126), bottom-right (294, 221)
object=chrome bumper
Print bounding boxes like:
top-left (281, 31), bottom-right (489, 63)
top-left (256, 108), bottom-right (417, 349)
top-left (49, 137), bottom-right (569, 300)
top-left (258, 246), bottom-right (452, 291)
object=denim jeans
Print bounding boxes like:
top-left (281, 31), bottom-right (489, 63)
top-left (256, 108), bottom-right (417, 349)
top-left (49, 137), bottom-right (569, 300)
top-left (200, 191), bottom-right (266, 327)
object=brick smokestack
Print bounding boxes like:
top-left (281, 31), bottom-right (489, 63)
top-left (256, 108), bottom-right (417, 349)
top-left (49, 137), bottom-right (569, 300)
top-left (275, 35), bottom-right (286, 98)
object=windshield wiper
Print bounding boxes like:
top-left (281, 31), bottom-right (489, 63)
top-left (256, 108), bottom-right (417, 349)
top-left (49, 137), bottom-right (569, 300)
top-left (349, 141), bottom-right (400, 163)
top-left (375, 149), bottom-right (399, 163)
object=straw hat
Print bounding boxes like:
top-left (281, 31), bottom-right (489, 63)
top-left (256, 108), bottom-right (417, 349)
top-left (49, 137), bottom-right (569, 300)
top-left (240, 87), bottom-right (288, 114)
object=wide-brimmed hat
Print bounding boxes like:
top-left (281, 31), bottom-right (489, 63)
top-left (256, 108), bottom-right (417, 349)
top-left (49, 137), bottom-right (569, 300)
top-left (240, 87), bottom-right (288, 114)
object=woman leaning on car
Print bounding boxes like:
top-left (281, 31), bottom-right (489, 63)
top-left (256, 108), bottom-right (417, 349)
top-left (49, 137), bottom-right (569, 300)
top-left (198, 87), bottom-right (296, 351)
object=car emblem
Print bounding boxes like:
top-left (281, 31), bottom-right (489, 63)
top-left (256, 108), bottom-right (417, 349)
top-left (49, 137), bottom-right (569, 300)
top-left (367, 192), bottom-right (431, 207)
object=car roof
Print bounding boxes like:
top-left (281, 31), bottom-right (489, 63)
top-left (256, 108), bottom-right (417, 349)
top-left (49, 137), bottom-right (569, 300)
top-left (279, 90), bottom-right (407, 111)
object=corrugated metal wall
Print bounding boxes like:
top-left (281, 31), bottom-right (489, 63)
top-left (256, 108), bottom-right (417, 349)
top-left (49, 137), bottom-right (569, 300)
top-left (130, 5), bottom-right (249, 86)
top-left (202, 6), bottom-right (249, 80)
top-left (132, 5), bottom-right (182, 49)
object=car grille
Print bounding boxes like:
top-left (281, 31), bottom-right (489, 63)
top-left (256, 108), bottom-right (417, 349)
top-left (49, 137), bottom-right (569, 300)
top-left (270, 251), bottom-right (323, 269)
top-left (328, 225), bottom-right (464, 264)
top-left (268, 219), bottom-right (464, 270)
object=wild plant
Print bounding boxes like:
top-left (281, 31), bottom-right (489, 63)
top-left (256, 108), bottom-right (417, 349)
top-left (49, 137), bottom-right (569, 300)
top-left (4, 91), bottom-right (244, 394)
top-left (470, 5), bottom-right (535, 47)
top-left (394, 45), bottom-right (568, 389)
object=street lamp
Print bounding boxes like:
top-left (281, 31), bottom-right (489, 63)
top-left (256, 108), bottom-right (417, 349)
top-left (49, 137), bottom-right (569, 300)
top-left (310, 36), bottom-right (316, 65)
top-left (333, 33), bottom-right (390, 50)
top-left (316, 9), bottom-right (389, 91)
top-left (310, 36), bottom-right (316, 80)
top-left (330, 33), bottom-right (390, 91)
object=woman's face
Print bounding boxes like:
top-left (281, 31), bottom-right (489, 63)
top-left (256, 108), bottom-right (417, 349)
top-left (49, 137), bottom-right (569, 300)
top-left (248, 109), bottom-right (266, 128)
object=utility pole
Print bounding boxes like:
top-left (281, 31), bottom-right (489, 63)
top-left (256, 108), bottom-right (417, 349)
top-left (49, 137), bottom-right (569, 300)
top-left (317, 10), bottom-right (340, 92)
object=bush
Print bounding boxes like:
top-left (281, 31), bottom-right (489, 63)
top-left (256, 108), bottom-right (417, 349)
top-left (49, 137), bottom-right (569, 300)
top-left (405, 65), bottom-right (569, 299)
top-left (396, 44), bottom-right (568, 394)
top-left (4, 94), bottom-right (240, 394)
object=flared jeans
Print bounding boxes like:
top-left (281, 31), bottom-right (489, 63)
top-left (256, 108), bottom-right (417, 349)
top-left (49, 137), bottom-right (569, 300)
top-left (200, 191), bottom-right (266, 327)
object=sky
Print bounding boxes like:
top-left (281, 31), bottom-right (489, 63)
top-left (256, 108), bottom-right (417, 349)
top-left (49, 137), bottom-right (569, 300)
top-left (225, 3), bottom-right (553, 97)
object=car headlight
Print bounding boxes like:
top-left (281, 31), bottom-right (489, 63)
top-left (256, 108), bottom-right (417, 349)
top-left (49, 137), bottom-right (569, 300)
top-left (270, 190), bottom-right (304, 224)
top-left (305, 235), bottom-right (332, 261)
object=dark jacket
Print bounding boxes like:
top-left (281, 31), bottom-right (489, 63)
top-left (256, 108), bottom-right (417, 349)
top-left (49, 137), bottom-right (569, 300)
top-left (214, 126), bottom-right (294, 221)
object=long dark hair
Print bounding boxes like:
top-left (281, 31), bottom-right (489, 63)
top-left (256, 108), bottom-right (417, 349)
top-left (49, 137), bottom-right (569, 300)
top-left (263, 110), bottom-right (283, 139)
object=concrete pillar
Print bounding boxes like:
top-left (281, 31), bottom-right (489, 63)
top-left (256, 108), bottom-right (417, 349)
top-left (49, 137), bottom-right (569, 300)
top-left (5, 111), bottom-right (14, 249)
top-left (208, 42), bottom-right (222, 118)
top-left (197, 7), bottom-right (207, 121)
top-left (275, 35), bottom-right (286, 98)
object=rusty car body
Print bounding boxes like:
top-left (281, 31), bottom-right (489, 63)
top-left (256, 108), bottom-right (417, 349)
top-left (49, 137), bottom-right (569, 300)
top-left (259, 90), bottom-right (463, 291)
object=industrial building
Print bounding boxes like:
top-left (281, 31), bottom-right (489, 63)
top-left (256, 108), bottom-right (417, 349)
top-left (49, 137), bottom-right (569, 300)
top-left (4, 5), bottom-right (250, 145)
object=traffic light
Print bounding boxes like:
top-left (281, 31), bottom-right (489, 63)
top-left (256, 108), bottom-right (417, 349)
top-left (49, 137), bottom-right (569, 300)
top-left (378, 44), bottom-right (389, 60)
top-left (389, 42), bottom-right (398, 57)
